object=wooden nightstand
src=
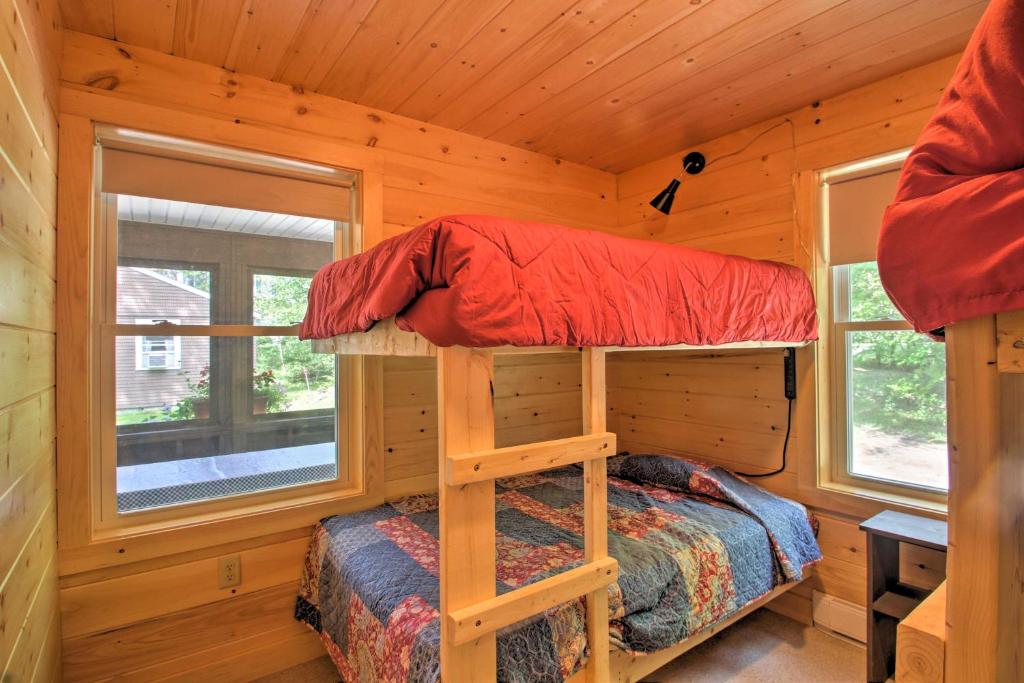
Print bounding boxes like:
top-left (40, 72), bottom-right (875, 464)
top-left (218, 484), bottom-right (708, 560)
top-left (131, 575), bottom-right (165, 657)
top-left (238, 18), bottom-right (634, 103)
top-left (859, 510), bottom-right (948, 682)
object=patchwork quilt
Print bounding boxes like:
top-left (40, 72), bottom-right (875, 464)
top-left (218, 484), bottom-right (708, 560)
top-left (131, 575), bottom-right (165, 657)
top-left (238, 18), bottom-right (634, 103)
top-left (295, 454), bottom-right (820, 683)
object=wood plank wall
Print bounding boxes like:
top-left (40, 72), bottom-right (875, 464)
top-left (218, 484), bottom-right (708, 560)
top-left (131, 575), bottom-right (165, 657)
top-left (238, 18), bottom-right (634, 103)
top-left (56, 32), bottom-right (600, 681)
top-left (0, 0), bottom-right (63, 680)
top-left (608, 54), bottom-right (960, 624)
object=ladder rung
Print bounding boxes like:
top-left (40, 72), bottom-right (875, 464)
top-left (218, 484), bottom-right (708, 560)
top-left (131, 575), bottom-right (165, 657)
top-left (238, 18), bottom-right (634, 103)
top-left (447, 556), bottom-right (618, 646)
top-left (445, 432), bottom-right (616, 485)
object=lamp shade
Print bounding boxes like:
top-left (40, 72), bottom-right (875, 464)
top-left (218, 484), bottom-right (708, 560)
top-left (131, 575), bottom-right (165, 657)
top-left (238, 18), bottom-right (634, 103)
top-left (649, 178), bottom-right (680, 215)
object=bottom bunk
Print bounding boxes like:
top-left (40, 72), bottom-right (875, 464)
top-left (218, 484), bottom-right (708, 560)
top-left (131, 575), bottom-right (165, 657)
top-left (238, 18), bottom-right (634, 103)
top-left (295, 454), bottom-right (821, 682)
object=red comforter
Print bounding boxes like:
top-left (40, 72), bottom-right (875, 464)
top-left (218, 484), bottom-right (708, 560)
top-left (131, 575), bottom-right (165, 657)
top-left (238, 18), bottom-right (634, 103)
top-left (300, 215), bottom-right (817, 347)
top-left (878, 0), bottom-right (1024, 334)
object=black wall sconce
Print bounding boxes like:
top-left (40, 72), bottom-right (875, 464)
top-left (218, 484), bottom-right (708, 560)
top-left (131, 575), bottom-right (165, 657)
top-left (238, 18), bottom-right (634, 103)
top-left (649, 151), bottom-right (706, 215)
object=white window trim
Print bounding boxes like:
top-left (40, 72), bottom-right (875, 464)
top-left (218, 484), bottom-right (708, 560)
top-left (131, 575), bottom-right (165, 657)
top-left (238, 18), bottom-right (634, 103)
top-left (92, 128), bottom-right (364, 534)
top-left (818, 150), bottom-right (947, 507)
top-left (134, 318), bottom-right (182, 370)
top-left (828, 266), bottom-right (946, 496)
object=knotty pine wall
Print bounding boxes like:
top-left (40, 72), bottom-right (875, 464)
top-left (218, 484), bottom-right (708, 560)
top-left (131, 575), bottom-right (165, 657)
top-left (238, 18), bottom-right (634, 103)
top-left (56, 32), bottom-right (601, 681)
top-left (0, 0), bottom-right (63, 680)
top-left (609, 54), bottom-right (959, 622)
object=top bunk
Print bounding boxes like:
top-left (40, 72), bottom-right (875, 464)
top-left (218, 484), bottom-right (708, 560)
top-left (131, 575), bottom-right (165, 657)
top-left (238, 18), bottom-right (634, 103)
top-left (302, 215), bottom-right (818, 356)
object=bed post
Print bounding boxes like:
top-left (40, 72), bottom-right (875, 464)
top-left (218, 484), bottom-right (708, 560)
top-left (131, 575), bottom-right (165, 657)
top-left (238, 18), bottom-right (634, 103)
top-left (582, 348), bottom-right (610, 683)
top-left (944, 314), bottom-right (1024, 682)
top-left (437, 346), bottom-right (497, 681)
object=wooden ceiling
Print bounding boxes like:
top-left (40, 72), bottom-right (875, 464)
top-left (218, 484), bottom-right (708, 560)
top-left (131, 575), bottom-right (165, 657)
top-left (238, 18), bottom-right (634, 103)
top-left (59, 0), bottom-right (986, 172)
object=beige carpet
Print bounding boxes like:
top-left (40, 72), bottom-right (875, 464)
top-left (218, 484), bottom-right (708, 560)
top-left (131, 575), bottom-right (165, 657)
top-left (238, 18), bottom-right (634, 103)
top-left (256, 610), bottom-right (864, 683)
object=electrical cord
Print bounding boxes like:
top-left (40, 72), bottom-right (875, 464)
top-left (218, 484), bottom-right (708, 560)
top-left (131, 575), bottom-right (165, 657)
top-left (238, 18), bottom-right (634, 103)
top-left (705, 118), bottom-right (796, 171)
top-left (668, 118), bottom-right (795, 181)
top-left (736, 396), bottom-right (793, 478)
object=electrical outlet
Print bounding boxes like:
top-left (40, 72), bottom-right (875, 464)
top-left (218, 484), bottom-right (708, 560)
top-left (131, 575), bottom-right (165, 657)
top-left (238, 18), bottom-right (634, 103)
top-left (218, 555), bottom-right (241, 589)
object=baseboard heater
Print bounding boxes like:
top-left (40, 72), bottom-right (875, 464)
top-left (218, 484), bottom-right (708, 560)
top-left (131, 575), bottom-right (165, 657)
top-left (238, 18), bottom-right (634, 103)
top-left (812, 590), bottom-right (867, 643)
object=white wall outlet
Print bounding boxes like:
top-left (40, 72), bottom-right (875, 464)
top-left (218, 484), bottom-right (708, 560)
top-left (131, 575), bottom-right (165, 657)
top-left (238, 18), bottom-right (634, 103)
top-left (218, 555), bottom-right (241, 589)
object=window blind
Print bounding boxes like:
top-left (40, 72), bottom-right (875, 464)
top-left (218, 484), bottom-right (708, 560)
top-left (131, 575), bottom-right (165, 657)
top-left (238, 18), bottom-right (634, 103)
top-left (827, 168), bottom-right (902, 265)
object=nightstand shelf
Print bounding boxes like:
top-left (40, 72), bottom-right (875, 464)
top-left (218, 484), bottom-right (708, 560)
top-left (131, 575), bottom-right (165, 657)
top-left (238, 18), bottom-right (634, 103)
top-left (860, 510), bottom-right (948, 682)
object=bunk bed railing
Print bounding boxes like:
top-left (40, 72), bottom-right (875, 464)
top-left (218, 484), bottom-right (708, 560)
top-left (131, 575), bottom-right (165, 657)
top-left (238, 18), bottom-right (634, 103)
top-left (310, 316), bottom-right (807, 357)
top-left (437, 346), bottom-right (617, 682)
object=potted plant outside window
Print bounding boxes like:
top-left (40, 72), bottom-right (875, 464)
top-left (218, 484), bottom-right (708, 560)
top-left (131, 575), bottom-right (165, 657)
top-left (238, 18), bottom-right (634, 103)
top-left (253, 369), bottom-right (286, 414)
top-left (168, 365), bottom-right (211, 420)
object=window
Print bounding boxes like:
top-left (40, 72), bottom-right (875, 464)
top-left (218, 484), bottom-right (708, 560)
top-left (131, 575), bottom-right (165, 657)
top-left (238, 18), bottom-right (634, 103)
top-left (824, 153), bottom-right (948, 496)
top-left (95, 128), bottom-right (360, 522)
top-left (135, 319), bottom-right (182, 370)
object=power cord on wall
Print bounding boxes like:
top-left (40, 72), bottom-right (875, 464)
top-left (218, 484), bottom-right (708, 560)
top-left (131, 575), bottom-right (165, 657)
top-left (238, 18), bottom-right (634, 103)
top-left (737, 397), bottom-right (793, 478)
top-left (737, 347), bottom-right (797, 478)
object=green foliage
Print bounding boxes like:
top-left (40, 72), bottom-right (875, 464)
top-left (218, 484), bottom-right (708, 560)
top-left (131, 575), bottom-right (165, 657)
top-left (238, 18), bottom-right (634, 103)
top-left (253, 274), bottom-right (335, 412)
top-left (847, 263), bottom-right (946, 442)
top-left (167, 365), bottom-right (211, 420)
top-left (167, 396), bottom-right (196, 421)
top-left (253, 369), bottom-right (287, 412)
top-left (115, 408), bottom-right (169, 426)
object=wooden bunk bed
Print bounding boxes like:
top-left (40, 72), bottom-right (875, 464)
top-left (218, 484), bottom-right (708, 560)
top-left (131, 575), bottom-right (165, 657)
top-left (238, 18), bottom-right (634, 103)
top-left (297, 214), bottom-right (820, 682)
top-left (310, 320), bottom-right (810, 682)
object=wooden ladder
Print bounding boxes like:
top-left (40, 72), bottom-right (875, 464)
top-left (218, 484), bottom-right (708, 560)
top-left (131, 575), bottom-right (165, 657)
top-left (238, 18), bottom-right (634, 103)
top-left (437, 346), bottom-right (618, 682)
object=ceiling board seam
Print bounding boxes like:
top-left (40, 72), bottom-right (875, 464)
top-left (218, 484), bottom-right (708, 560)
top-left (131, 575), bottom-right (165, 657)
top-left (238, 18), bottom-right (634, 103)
top-left (380, 0), bottom-right (515, 113)
top-left (456, 0), bottom-right (649, 131)
top-left (393, 0), bottom-right (581, 120)
top-left (349, 0), bottom-right (453, 105)
top-left (272, 0), bottom-right (380, 86)
top-left (428, 0), bottom-right (643, 130)
top-left (532, 0), bottom-right (854, 163)
top-left (483, 0), bottom-right (724, 142)
top-left (593, 0), bottom-right (978, 170)
top-left (221, 0), bottom-right (256, 70)
top-left (466, 0), bottom-right (651, 137)
top-left (507, 0), bottom-right (794, 159)
top-left (598, 5), bottom-right (983, 167)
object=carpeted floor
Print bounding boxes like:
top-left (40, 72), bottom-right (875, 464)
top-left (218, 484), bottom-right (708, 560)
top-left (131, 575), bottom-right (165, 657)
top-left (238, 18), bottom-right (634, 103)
top-left (256, 610), bottom-right (864, 682)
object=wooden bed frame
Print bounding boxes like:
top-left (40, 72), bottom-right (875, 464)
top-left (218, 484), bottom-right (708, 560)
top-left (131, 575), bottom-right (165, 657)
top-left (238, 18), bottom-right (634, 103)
top-left (942, 311), bottom-right (1024, 682)
top-left (313, 319), bottom-right (808, 682)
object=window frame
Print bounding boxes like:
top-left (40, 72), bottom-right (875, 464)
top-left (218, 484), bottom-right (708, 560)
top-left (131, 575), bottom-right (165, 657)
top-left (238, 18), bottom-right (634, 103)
top-left (819, 151), bottom-right (947, 507)
top-left (91, 127), bottom-right (365, 532)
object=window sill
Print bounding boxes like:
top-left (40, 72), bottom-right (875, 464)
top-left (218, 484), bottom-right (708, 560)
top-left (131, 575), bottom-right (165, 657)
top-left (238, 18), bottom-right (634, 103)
top-left (61, 478), bottom-right (377, 577)
top-left (810, 478), bottom-right (947, 520)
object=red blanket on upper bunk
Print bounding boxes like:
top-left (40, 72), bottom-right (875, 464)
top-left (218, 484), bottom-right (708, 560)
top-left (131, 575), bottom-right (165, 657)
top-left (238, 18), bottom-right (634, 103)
top-left (878, 0), bottom-right (1024, 334)
top-left (300, 215), bottom-right (817, 347)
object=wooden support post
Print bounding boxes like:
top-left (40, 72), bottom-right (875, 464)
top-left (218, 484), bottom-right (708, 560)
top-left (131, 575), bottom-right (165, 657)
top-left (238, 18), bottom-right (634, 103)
top-left (944, 315), bottom-right (1024, 683)
top-left (437, 347), bottom-right (497, 682)
top-left (582, 348), bottom-right (610, 683)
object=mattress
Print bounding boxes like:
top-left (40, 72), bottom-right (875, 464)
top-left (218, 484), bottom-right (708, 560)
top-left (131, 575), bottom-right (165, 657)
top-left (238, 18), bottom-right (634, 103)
top-left (879, 0), bottom-right (1024, 334)
top-left (299, 215), bottom-right (818, 347)
top-left (295, 454), bottom-right (821, 682)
